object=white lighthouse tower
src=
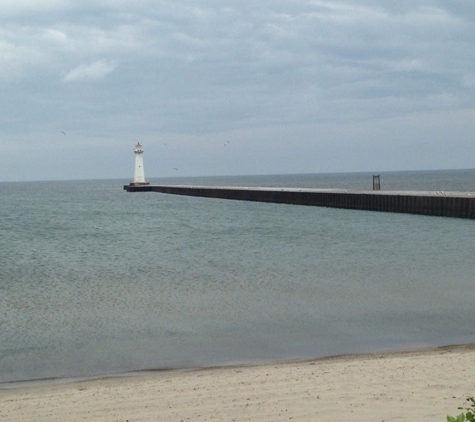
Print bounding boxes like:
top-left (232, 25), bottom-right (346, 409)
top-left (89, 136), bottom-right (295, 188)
top-left (132, 142), bottom-right (149, 185)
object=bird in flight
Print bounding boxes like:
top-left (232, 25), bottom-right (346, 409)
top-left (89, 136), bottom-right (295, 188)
top-left (61, 131), bottom-right (66, 135)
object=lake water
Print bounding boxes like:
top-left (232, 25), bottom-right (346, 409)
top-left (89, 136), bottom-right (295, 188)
top-left (1, 169), bottom-right (474, 385)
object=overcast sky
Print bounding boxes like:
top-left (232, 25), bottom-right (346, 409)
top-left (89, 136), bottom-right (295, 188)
top-left (1, 0), bottom-right (475, 182)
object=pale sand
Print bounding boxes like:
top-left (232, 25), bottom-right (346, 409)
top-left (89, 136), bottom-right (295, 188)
top-left (1, 344), bottom-right (474, 421)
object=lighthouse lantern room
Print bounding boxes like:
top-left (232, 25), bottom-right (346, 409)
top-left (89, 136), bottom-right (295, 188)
top-left (131, 142), bottom-right (149, 186)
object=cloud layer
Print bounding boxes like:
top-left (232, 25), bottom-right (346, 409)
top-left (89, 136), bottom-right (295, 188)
top-left (63, 61), bottom-right (117, 81)
top-left (1, 1), bottom-right (475, 181)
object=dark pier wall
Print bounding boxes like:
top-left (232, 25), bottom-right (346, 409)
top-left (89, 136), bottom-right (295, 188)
top-left (123, 185), bottom-right (475, 219)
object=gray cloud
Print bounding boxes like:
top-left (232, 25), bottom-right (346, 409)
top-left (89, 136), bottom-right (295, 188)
top-left (63, 61), bottom-right (117, 81)
top-left (1, 0), bottom-right (475, 181)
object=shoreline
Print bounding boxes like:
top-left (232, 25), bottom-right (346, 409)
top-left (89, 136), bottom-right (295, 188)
top-left (2, 342), bottom-right (474, 390)
top-left (2, 343), bottom-right (475, 421)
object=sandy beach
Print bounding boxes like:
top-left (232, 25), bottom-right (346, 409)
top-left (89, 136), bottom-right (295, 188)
top-left (1, 344), bottom-right (474, 421)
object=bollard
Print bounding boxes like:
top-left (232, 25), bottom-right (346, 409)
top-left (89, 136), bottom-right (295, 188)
top-left (373, 175), bottom-right (381, 190)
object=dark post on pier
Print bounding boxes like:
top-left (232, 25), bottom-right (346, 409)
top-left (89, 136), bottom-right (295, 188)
top-left (373, 175), bottom-right (381, 191)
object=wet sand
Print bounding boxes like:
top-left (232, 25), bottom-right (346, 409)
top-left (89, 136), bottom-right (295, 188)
top-left (1, 344), bottom-right (474, 421)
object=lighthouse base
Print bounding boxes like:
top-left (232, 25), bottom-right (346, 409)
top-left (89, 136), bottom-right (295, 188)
top-left (129, 181), bottom-right (150, 187)
top-left (124, 184), bottom-right (152, 192)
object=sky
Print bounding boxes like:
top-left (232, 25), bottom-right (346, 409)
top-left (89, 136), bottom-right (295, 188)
top-left (1, 0), bottom-right (475, 182)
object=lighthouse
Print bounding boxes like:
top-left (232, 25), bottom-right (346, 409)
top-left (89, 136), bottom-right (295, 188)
top-left (131, 142), bottom-right (149, 186)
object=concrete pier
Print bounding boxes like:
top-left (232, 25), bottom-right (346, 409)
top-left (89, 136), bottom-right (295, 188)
top-left (123, 184), bottom-right (475, 219)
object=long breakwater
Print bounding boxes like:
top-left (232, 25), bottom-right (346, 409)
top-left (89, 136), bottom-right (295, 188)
top-left (124, 184), bottom-right (475, 219)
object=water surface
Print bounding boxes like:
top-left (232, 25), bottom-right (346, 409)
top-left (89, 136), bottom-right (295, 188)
top-left (1, 170), bottom-right (474, 385)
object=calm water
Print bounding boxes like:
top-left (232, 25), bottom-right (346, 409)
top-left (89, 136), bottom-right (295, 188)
top-left (1, 170), bottom-right (475, 385)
